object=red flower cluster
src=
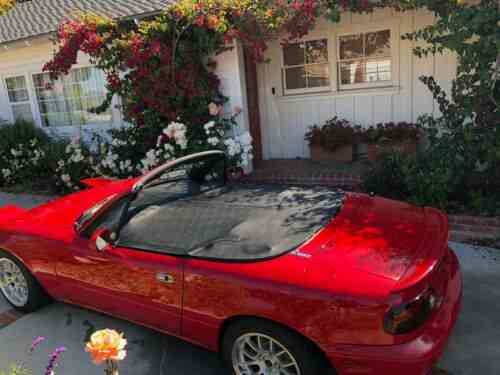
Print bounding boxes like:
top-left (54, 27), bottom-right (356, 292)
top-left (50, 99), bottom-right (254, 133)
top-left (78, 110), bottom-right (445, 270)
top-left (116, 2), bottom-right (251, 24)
top-left (284, 0), bottom-right (320, 41)
top-left (43, 18), bottom-right (104, 80)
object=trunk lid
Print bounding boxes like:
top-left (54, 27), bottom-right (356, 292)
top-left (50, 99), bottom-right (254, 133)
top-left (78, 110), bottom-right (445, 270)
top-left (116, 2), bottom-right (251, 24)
top-left (302, 193), bottom-right (448, 288)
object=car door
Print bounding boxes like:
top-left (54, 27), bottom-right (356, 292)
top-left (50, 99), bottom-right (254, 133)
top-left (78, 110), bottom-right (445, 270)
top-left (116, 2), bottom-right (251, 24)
top-left (55, 198), bottom-right (185, 336)
top-left (56, 153), bottom-right (226, 335)
top-left (57, 239), bottom-right (184, 335)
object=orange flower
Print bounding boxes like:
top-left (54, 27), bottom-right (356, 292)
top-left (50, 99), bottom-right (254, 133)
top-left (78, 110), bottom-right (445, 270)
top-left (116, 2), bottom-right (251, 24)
top-left (206, 15), bottom-right (219, 30)
top-left (85, 329), bottom-right (127, 364)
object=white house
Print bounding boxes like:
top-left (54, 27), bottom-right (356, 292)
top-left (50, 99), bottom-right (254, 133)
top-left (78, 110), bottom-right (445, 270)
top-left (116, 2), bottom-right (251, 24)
top-left (0, 1), bottom-right (456, 163)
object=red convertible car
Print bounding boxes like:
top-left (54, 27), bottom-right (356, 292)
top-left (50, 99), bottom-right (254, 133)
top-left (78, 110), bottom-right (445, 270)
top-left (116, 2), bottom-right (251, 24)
top-left (0, 151), bottom-right (461, 375)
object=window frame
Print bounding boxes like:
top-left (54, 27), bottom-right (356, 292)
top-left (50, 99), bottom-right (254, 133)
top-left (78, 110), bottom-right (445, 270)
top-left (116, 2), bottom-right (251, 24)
top-left (336, 26), bottom-right (397, 91)
top-left (3, 73), bottom-right (35, 123)
top-left (281, 36), bottom-right (333, 96)
top-left (29, 65), bottom-right (113, 129)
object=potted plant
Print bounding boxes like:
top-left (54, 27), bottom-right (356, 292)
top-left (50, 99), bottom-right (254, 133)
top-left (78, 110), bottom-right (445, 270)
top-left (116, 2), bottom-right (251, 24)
top-left (366, 122), bottom-right (421, 162)
top-left (305, 117), bottom-right (355, 162)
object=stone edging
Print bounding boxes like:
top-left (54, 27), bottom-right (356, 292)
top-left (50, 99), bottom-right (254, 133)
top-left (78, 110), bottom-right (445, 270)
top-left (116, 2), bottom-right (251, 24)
top-left (448, 215), bottom-right (500, 242)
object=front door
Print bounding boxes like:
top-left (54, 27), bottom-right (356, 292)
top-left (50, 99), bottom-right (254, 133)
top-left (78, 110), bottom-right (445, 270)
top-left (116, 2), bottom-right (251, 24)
top-left (56, 237), bottom-right (184, 335)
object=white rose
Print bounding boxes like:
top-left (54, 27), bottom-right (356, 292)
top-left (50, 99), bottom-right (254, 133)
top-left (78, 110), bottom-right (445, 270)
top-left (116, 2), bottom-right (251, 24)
top-left (207, 137), bottom-right (219, 146)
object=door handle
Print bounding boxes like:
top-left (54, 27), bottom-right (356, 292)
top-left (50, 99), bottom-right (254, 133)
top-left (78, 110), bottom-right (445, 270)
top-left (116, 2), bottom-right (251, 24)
top-left (156, 272), bottom-right (175, 284)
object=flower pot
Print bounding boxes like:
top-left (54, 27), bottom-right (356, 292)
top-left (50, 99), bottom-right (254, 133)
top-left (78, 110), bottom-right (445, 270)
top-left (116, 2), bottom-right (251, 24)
top-left (367, 141), bottom-right (418, 162)
top-left (310, 144), bottom-right (353, 162)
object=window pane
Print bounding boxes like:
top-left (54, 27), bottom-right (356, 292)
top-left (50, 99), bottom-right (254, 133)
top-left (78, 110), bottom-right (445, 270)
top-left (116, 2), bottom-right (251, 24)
top-left (39, 100), bottom-right (66, 115)
top-left (8, 89), bottom-right (29, 103)
top-left (35, 86), bottom-right (56, 101)
top-left (339, 34), bottom-right (364, 60)
top-left (340, 59), bottom-right (392, 85)
top-left (283, 43), bottom-right (305, 66)
top-left (306, 64), bottom-right (330, 88)
top-left (6, 76), bottom-right (26, 91)
top-left (12, 103), bottom-right (33, 122)
top-left (6, 76), bottom-right (29, 103)
top-left (367, 58), bottom-right (392, 82)
top-left (366, 30), bottom-right (391, 58)
top-left (33, 73), bottom-right (51, 88)
top-left (285, 67), bottom-right (306, 90)
top-left (340, 60), bottom-right (365, 85)
top-left (306, 39), bottom-right (328, 64)
top-left (33, 68), bottom-right (111, 127)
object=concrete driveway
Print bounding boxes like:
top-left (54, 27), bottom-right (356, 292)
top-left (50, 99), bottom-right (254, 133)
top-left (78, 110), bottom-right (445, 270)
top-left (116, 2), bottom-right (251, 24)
top-left (0, 193), bottom-right (499, 374)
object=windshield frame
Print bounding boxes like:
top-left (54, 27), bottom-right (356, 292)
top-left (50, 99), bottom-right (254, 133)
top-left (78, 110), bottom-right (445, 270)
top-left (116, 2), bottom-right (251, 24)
top-left (74, 191), bottom-right (131, 235)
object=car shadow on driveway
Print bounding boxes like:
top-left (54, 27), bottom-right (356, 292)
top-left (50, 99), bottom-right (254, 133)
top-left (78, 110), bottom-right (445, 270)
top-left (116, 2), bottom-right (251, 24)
top-left (0, 302), bottom-right (224, 375)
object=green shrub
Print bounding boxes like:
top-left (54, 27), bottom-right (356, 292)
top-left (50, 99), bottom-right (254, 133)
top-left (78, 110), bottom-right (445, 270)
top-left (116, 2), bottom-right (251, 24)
top-left (403, 150), bottom-right (459, 210)
top-left (0, 120), bottom-right (76, 192)
top-left (363, 152), bottom-right (410, 200)
top-left (363, 137), bottom-right (500, 215)
top-left (363, 143), bottom-right (462, 211)
top-left (0, 119), bottom-right (50, 149)
top-left (0, 120), bottom-right (51, 185)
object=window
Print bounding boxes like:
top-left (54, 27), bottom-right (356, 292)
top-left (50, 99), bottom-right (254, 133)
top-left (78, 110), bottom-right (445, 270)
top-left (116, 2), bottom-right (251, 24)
top-left (32, 67), bottom-right (112, 127)
top-left (81, 195), bottom-right (130, 239)
top-left (5, 76), bottom-right (34, 122)
top-left (338, 29), bottom-right (392, 89)
top-left (282, 39), bottom-right (330, 94)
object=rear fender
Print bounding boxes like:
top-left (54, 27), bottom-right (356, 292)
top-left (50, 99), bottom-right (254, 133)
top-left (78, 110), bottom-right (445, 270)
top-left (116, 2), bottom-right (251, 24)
top-left (392, 207), bottom-right (449, 293)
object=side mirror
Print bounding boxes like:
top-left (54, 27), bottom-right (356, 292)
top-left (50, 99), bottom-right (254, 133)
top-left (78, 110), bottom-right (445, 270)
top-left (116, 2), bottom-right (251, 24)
top-left (90, 228), bottom-right (113, 252)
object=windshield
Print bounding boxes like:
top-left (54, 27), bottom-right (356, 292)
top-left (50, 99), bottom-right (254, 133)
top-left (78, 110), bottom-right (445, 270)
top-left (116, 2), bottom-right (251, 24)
top-left (74, 193), bottom-right (117, 232)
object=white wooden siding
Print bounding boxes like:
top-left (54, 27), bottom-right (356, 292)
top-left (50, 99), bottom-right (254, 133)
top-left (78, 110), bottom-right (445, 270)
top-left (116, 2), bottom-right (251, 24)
top-left (257, 9), bottom-right (457, 160)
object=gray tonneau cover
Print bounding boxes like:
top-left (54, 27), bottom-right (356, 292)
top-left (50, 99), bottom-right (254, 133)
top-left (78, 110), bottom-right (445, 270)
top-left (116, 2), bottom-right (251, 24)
top-left (120, 184), bottom-right (345, 260)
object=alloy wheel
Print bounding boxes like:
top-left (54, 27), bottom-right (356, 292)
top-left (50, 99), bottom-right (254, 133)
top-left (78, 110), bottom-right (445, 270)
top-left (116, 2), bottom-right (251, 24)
top-left (232, 332), bottom-right (301, 375)
top-left (0, 258), bottom-right (29, 307)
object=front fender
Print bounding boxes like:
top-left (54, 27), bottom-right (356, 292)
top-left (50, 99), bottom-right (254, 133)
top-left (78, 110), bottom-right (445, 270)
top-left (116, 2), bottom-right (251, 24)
top-left (0, 205), bottom-right (28, 224)
top-left (0, 233), bottom-right (60, 297)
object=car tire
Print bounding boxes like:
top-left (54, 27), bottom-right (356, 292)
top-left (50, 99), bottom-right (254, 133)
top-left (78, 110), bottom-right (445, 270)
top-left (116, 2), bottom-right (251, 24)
top-left (0, 250), bottom-right (50, 313)
top-left (222, 318), bottom-right (334, 375)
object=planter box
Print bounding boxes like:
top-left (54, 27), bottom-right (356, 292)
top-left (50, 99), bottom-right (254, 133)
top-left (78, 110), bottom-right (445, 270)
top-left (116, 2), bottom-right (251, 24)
top-left (310, 144), bottom-right (353, 162)
top-left (367, 141), bottom-right (418, 162)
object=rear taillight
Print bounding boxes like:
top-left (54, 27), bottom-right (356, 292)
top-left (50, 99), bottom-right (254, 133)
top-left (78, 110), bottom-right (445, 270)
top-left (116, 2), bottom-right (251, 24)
top-left (384, 289), bottom-right (438, 335)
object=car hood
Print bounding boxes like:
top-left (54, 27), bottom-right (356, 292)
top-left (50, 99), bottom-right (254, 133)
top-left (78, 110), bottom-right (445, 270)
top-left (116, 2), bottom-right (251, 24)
top-left (301, 193), bottom-right (448, 288)
top-left (0, 178), bottom-right (136, 233)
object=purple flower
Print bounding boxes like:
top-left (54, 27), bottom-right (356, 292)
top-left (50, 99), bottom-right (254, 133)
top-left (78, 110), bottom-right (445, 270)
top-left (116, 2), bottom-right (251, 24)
top-left (45, 346), bottom-right (66, 375)
top-left (29, 336), bottom-right (46, 353)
